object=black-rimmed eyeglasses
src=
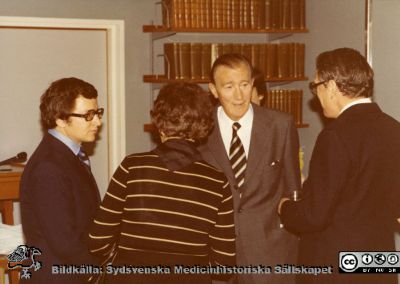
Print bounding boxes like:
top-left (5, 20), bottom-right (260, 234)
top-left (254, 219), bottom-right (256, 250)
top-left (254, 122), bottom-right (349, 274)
top-left (68, 108), bottom-right (104, 121)
top-left (309, 81), bottom-right (327, 95)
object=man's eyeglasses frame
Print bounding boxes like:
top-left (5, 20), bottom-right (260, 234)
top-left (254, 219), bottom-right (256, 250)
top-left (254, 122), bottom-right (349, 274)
top-left (309, 81), bottom-right (327, 95)
top-left (68, 108), bottom-right (104, 121)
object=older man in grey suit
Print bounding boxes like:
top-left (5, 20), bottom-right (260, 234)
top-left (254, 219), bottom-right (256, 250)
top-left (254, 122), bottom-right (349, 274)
top-left (199, 54), bottom-right (301, 283)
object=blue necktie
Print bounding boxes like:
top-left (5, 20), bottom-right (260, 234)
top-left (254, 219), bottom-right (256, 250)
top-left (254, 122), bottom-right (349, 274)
top-left (77, 148), bottom-right (91, 172)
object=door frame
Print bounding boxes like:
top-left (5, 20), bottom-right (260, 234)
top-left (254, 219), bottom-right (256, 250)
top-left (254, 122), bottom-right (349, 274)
top-left (0, 16), bottom-right (126, 177)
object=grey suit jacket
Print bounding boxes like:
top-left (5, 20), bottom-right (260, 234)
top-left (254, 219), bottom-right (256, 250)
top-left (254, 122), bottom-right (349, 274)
top-left (199, 104), bottom-right (301, 284)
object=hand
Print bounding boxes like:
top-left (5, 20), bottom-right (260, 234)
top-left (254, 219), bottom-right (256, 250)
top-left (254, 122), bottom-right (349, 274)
top-left (278, 197), bottom-right (290, 215)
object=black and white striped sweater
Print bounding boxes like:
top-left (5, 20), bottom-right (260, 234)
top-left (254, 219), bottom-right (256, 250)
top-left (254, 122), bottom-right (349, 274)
top-left (88, 140), bottom-right (236, 269)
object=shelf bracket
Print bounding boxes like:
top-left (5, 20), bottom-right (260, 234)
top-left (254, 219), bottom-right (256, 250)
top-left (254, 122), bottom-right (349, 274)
top-left (268, 33), bottom-right (293, 41)
top-left (151, 31), bottom-right (176, 41)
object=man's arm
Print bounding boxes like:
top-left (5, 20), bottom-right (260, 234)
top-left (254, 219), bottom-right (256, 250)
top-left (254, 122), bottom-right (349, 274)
top-left (29, 162), bottom-right (94, 264)
top-left (281, 117), bottom-right (302, 197)
top-left (280, 129), bottom-right (351, 233)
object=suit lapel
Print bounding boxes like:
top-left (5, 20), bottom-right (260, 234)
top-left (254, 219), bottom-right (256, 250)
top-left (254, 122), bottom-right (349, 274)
top-left (245, 105), bottom-right (273, 183)
top-left (46, 134), bottom-right (100, 203)
top-left (208, 118), bottom-right (236, 184)
top-left (208, 105), bottom-right (273, 188)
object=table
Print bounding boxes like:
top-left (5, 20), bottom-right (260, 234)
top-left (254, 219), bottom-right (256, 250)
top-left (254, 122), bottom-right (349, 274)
top-left (0, 165), bottom-right (24, 284)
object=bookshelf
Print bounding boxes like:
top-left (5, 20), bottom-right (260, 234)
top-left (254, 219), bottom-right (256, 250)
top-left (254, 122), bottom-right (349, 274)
top-left (143, 74), bottom-right (308, 84)
top-left (143, 0), bottom-right (309, 131)
top-left (143, 24), bottom-right (308, 34)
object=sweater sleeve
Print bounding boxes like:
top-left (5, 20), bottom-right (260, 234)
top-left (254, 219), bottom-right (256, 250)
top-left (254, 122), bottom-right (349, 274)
top-left (88, 158), bottom-right (129, 261)
top-left (208, 178), bottom-right (236, 267)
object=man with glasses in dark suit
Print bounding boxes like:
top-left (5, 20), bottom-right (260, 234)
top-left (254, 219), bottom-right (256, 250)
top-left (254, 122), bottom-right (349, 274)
top-left (20, 77), bottom-right (103, 283)
top-left (279, 48), bottom-right (400, 284)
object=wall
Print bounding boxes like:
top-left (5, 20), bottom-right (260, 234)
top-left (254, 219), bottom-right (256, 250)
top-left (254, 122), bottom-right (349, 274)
top-left (369, 0), bottom-right (400, 121)
top-left (0, 1), bottom-right (367, 174)
top-left (0, 0), bottom-right (155, 157)
top-left (290, 0), bottom-right (366, 174)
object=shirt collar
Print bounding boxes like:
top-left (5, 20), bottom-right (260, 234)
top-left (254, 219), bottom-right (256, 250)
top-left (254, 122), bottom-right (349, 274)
top-left (340, 97), bottom-right (372, 115)
top-left (217, 104), bottom-right (254, 126)
top-left (48, 129), bottom-right (81, 155)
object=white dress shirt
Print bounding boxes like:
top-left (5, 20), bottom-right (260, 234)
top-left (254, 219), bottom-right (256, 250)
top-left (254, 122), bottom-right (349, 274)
top-left (340, 97), bottom-right (372, 115)
top-left (217, 105), bottom-right (254, 158)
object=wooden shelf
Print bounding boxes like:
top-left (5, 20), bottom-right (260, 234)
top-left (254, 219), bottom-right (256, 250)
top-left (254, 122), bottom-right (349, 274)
top-left (296, 123), bottom-right (309, 128)
top-left (144, 122), bottom-right (308, 133)
top-left (143, 75), bottom-right (308, 84)
top-left (143, 25), bottom-right (308, 34)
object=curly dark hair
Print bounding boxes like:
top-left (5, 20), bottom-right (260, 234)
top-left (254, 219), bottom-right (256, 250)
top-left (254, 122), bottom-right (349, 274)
top-left (151, 82), bottom-right (214, 141)
top-left (40, 77), bottom-right (98, 129)
top-left (316, 48), bottom-right (374, 98)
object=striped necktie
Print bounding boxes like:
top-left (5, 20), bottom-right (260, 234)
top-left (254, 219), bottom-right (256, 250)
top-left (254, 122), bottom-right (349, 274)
top-left (77, 148), bottom-right (91, 172)
top-left (229, 122), bottom-right (246, 190)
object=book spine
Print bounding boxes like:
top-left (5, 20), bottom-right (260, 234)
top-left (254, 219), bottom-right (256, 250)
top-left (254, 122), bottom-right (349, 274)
top-left (179, 43), bottom-right (191, 79)
top-left (232, 0), bottom-right (240, 30)
top-left (232, 43), bottom-right (241, 54)
top-left (281, 0), bottom-right (291, 29)
top-left (211, 0), bottom-right (217, 28)
top-left (164, 42), bottom-right (180, 79)
top-left (271, 0), bottom-right (280, 29)
top-left (239, 0), bottom-right (244, 29)
top-left (290, 0), bottom-right (300, 29)
top-left (183, 0), bottom-right (191, 28)
top-left (298, 90), bottom-right (303, 125)
top-left (299, 0), bottom-right (306, 29)
top-left (226, 0), bottom-right (232, 29)
top-left (250, 44), bottom-right (260, 70)
top-left (277, 43), bottom-right (289, 78)
top-left (205, 0), bottom-right (212, 28)
top-left (216, 0), bottom-right (223, 29)
top-left (287, 90), bottom-right (293, 119)
top-left (190, 0), bottom-right (199, 28)
top-left (241, 43), bottom-right (252, 62)
top-left (264, 0), bottom-right (272, 29)
top-left (265, 44), bottom-right (277, 79)
top-left (297, 43), bottom-right (305, 77)
top-left (221, 0), bottom-right (228, 29)
top-left (288, 42), bottom-right (295, 78)
top-left (201, 43), bottom-right (212, 80)
top-left (211, 43), bottom-right (223, 65)
top-left (250, 0), bottom-right (256, 29)
top-left (258, 43), bottom-right (266, 75)
top-left (244, 0), bottom-right (251, 29)
top-left (190, 43), bottom-right (202, 79)
top-left (257, 0), bottom-right (265, 29)
top-left (171, 0), bottom-right (180, 28)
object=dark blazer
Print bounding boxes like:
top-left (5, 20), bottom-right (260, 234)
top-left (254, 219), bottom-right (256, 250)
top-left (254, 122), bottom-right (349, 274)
top-left (199, 104), bottom-right (301, 284)
top-left (281, 103), bottom-right (400, 284)
top-left (20, 133), bottom-right (100, 284)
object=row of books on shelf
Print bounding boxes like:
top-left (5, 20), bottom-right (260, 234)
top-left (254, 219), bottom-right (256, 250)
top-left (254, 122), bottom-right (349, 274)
top-left (164, 42), bottom-right (305, 80)
top-left (162, 0), bottom-right (306, 30)
top-left (264, 89), bottom-right (303, 125)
